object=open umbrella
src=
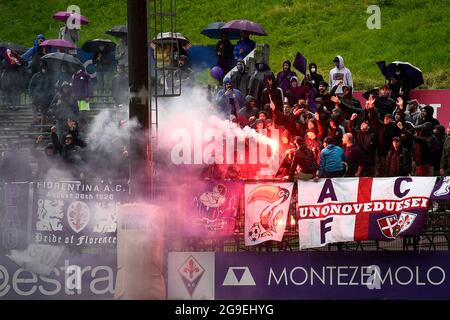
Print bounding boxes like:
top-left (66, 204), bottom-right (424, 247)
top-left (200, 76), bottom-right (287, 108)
top-left (0, 42), bottom-right (26, 54)
top-left (41, 52), bottom-right (83, 72)
top-left (106, 24), bottom-right (127, 37)
top-left (82, 39), bottom-right (116, 53)
top-left (201, 22), bottom-right (240, 39)
top-left (221, 19), bottom-right (268, 36)
top-left (41, 39), bottom-right (76, 49)
top-left (53, 11), bottom-right (89, 25)
top-left (150, 32), bottom-right (192, 50)
top-left (378, 61), bottom-right (424, 89)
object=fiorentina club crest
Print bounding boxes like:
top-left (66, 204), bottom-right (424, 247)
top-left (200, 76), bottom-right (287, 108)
top-left (377, 212), bottom-right (417, 239)
top-left (178, 255), bottom-right (205, 298)
top-left (67, 201), bottom-right (90, 233)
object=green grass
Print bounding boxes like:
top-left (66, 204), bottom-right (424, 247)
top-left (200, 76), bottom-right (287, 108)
top-left (0, 0), bottom-right (449, 89)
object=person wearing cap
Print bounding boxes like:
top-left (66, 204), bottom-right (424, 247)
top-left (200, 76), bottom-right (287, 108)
top-left (231, 59), bottom-right (250, 96)
top-left (319, 136), bottom-right (346, 178)
top-left (288, 136), bottom-right (319, 181)
top-left (404, 99), bottom-right (421, 126)
top-left (215, 77), bottom-right (244, 118)
top-left (329, 55), bottom-right (353, 94)
top-left (385, 136), bottom-right (412, 176)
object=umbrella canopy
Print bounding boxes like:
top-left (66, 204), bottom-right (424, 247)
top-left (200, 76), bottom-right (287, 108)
top-left (53, 11), bottom-right (89, 25)
top-left (82, 39), bottom-right (116, 53)
top-left (221, 19), bottom-right (267, 36)
top-left (106, 24), bottom-right (127, 37)
top-left (382, 61), bottom-right (424, 89)
top-left (0, 42), bottom-right (26, 54)
top-left (150, 32), bottom-right (192, 50)
top-left (201, 22), bottom-right (240, 39)
top-left (41, 52), bottom-right (83, 72)
top-left (41, 39), bottom-right (76, 49)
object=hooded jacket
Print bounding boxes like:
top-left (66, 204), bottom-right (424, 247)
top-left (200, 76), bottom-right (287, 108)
top-left (276, 60), bottom-right (297, 95)
top-left (286, 76), bottom-right (309, 107)
top-left (302, 62), bottom-right (324, 93)
top-left (329, 55), bottom-right (353, 94)
top-left (237, 95), bottom-right (259, 127)
top-left (231, 59), bottom-right (250, 96)
top-left (215, 78), bottom-right (244, 117)
top-left (248, 61), bottom-right (271, 106)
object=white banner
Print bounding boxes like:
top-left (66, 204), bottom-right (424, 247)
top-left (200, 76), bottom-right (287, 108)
top-left (297, 177), bottom-right (436, 249)
top-left (245, 182), bottom-right (294, 246)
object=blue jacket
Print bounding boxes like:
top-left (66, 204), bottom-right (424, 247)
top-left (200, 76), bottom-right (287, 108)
top-left (21, 34), bottom-right (45, 61)
top-left (319, 144), bottom-right (346, 175)
top-left (233, 38), bottom-right (256, 60)
top-left (215, 80), bottom-right (244, 117)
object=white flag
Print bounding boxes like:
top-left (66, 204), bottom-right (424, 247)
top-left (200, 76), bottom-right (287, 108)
top-left (245, 182), bottom-right (294, 246)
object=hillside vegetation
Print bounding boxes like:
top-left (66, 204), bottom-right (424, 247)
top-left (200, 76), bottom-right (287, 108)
top-left (0, 0), bottom-right (449, 89)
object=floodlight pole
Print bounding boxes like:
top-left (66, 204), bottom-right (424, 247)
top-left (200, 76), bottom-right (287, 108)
top-left (127, 0), bottom-right (151, 200)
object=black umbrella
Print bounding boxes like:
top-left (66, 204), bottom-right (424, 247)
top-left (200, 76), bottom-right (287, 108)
top-left (106, 25), bottom-right (127, 38)
top-left (377, 60), bottom-right (424, 89)
top-left (201, 22), bottom-right (240, 39)
top-left (41, 52), bottom-right (83, 72)
top-left (0, 41), bottom-right (27, 54)
top-left (82, 39), bottom-right (116, 53)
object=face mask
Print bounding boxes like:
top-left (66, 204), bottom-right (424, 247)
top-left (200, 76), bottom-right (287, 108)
top-left (395, 71), bottom-right (401, 75)
top-left (310, 67), bottom-right (316, 73)
top-left (42, 68), bottom-right (47, 73)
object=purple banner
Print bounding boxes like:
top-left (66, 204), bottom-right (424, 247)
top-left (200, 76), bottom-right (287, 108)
top-left (0, 251), bottom-right (116, 300)
top-left (183, 180), bottom-right (243, 238)
top-left (431, 176), bottom-right (450, 201)
top-left (215, 252), bottom-right (450, 299)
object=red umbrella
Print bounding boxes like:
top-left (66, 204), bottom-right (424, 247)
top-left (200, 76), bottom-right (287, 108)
top-left (53, 11), bottom-right (89, 25)
top-left (41, 39), bottom-right (76, 49)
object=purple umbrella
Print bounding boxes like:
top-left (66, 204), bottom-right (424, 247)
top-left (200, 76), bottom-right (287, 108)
top-left (221, 19), bottom-right (267, 36)
top-left (53, 11), bottom-right (89, 25)
top-left (41, 39), bottom-right (76, 49)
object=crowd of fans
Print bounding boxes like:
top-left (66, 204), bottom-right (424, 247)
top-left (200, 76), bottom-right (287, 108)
top-left (1, 26), bottom-right (448, 183)
top-left (0, 25), bottom-right (130, 183)
top-left (211, 50), bottom-right (448, 181)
